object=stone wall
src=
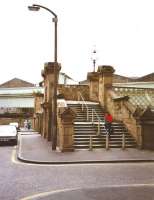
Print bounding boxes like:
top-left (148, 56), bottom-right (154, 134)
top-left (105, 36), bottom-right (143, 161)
top-left (33, 93), bottom-right (44, 114)
top-left (105, 87), bottom-right (154, 149)
top-left (0, 118), bottom-right (21, 125)
top-left (58, 85), bottom-right (89, 101)
top-left (106, 89), bottom-right (142, 144)
top-left (0, 117), bottom-right (33, 127)
top-left (33, 93), bottom-right (44, 133)
top-left (140, 108), bottom-right (154, 149)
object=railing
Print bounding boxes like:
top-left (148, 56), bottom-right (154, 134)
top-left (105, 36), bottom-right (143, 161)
top-left (122, 133), bottom-right (125, 150)
top-left (92, 109), bottom-right (102, 136)
top-left (78, 91), bottom-right (127, 150)
top-left (78, 92), bottom-right (109, 150)
top-left (78, 91), bottom-right (89, 121)
top-left (89, 135), bottom-right (93, 151)
top-left (91, 108), bottom-right (110, 150)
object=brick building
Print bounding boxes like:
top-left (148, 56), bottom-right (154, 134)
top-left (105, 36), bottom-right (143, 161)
top-left (0, 73), bottom-right (77, 127)
top-left (0, 78), bottom-right (42, 126)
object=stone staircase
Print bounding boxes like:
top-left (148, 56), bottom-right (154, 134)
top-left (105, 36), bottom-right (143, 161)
top-left (67, 102), bottom-right (137, 149)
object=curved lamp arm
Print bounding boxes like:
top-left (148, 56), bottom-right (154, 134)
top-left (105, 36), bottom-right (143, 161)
top-left (28, 4), bottom-right (58, 62)
top-left (32, 4), bottom-right (57, 18)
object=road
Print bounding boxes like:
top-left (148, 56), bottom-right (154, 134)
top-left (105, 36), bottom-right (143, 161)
top-left (0, 146), bottom-right (154, 200)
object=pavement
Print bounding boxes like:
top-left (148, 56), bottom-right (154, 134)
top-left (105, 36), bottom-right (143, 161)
top-left (17, 130), bottom-right (154, 165)
top-left (17, 130), bottom-right (154, 200)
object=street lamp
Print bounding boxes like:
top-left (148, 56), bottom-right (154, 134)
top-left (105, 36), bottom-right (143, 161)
top-left (28, 4), bottom-right (58, 62)
top-left (28, 4), bottom-right (58, 150)
top-left (91, 48), bottom-right (97, 72)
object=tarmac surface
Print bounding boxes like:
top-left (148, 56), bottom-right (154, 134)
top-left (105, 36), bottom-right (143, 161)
top-left (17, 130), bottom-right (154, 200)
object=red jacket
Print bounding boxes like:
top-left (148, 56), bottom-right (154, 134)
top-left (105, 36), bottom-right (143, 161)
top-left (105, 114), bottom-right (113, 123)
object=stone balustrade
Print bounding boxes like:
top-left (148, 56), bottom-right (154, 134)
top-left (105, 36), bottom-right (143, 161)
top-left (58, 84), bottom-right (89, 101)
top-left (113, 86), bottom-right (154, 107)
top-left (57, 107), bottom-right (76, 152)
top-left (106, 87), bottom-right (154, 149)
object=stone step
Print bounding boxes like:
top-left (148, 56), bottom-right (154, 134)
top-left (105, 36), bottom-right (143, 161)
top-left (74, 138), bottom-right (100, 141)
top-left (74, 135), bottom-right (101, 138)
top-left (74, 144), bottom-right (105, 148)
top-left (74, 131), bottom-right (130, 135)
top-left (68, 102), bottom-right (137, 149)
top-left (74, 123), bottom-right (126, 126)
top-left (74, 135), bottom-right (135, 139)
top-left (74, 144), bottom-right (137, 149)
top-left (74, 137), bottom-right (136, 142)
top-left (74, 126), bottom-right (128, 130)
top-left (74, 141), bottom-right (105, 145)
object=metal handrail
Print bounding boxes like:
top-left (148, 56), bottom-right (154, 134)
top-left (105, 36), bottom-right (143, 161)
top-left (78, 92), bottom-right (89, 121)
top-left (92, 109), bottom-right (101, 136)
top-left (92, 109), bottom-right (108, 135)
top-left (78, 91), bottom-right (109, 149)
top-left (92, 108), bottom-right (110, 149)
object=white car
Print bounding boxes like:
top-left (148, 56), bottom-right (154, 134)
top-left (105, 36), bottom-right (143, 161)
top-left (9, 122), bottom-right (20, 130)
top-left (0, 125), bottom-right (18, 145)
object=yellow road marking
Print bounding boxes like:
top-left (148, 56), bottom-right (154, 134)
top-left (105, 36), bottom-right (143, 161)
top-left (11, 148), bottom-right (18, 164)
top-left (20, 188), bottom-right (79, 200)
top-left (20, 183), bottom-right (154, 200)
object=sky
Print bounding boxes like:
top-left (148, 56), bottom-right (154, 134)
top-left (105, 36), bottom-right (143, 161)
top-left (0, 0), bottom-right (154, 84)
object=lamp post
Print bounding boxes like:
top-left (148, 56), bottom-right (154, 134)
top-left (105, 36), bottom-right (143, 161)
top-left (91, 48), bottom-right (97, 72)
top-left (28, 4), bottom-right (58, 62)
top-left (28, 4), bottom-right (58, 150)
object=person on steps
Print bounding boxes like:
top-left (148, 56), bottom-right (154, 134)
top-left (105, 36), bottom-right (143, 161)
top-left (104, 112), bottom-right (113, 136)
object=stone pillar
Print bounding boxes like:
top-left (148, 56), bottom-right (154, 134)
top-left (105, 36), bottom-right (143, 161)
top-left (40, 113), bottom-right (43, 135)
top-left (97, 65), bottom-right (115, 109)
top-left (140, 108), bottom-right (154, 149)
top-left (132, 106), bottom-right (144, 148)
top-left (87, 72), bottom-right (99, 102)
top-left (35, 114), bottom-right (39, 132)
top-left (42, 105), bottom-right (47, 138)
top-left (37, 114), bottom-right (42, 134)
top-left (41, 70), bottom-right (47, 138)
top-left (33, 92), bottom-right (44, 133)
top-left (42, 62), bottom-right (61, 142)
top-left (58, 107), bottom-right (76, 152)
top-left (33, 115), bottom-right (36, 130)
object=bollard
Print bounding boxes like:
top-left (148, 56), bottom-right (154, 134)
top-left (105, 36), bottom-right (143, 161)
top-left (92, 109), bottom-right (94, 124)
top-left (122, 133), bottom-right (125, 150)
top-left (97, 122), bottom-right (100, 136)
top-left (105, 134), bottom-right (109, 150)
top-left (82, 103), bottom-right (83, 111)
top-left (89, 136), bottom-right (93, 151)
top-left (87, 107), bottom-right (89, 121)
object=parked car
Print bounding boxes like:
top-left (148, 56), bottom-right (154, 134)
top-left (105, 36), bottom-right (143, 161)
top-left (9, 122), bottom-right (20, 131)
top-left (0, 125), bottom-right (18, 145)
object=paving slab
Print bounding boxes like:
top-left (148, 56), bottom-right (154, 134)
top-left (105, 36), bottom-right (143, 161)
top-left (17, 132), bottom-right (154, 164)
